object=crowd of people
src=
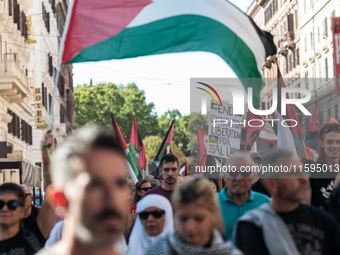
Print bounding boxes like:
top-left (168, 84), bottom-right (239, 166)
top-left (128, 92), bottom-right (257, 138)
top-left (0, 121), bottom-right (340, 255)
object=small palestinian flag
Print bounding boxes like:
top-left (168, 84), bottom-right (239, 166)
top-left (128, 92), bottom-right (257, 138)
top-left (111, 113), bottom-right (141, 183)
top-left (129, 118), bottom-right (148, 177)
top-left (180, 161), bottom-right (190, 176)
top-left (149, 119), bottom-right (175, 175)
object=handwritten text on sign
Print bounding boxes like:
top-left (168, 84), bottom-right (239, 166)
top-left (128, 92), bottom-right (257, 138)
top-left (208, 101), bottom-right (242, 158)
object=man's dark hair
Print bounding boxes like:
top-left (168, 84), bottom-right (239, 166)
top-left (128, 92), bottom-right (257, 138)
top-left (0, 183), bottom-right (25, 205)
top-left (159, 154), bottom-right (179, 168)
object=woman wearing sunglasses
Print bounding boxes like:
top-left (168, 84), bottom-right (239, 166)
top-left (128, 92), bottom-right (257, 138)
top-left (145, 177), bottom-right (242, 255)
top-left (127, 194), bottom-right (173, 255)
top-left (127, 180), bottom-right (152, 237)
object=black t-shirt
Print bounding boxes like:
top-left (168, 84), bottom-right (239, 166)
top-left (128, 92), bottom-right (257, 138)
top-left (310, 176), bottom-right (336, 208)
top-left (235, 204), bottom-right (340, 255)
top-left (251, 180), bottom-right (270, 197)
top-left (23, 205), bottom-right (39, 229)
top-left (0, 220), bottom-right (46, 255)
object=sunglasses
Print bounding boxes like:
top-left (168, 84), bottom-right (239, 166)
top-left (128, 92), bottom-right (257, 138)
top-left (138, 187), bottom-right (152, 192)
top-left (139, 210), bottom-right (165, 220)
top-left (228, 171), bottom-right (251, 178)
top-left (0, 200), bottom-right (22, 211)
top-left (324, 127), bottom-right (340, 133)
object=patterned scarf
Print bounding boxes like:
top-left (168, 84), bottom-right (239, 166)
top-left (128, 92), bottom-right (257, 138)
top-left (167, 229), bottom-right (242, 255)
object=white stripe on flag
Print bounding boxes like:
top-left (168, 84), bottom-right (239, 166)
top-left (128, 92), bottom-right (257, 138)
top-left (180, 165), bottom-right (186, 175)
top-left (277, 113), bottom-right (297, 157)
top-left (126, 160), bottom-right (138, 184)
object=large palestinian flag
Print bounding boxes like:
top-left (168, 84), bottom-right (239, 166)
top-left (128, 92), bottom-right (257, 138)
top-left (111, 113), bottom-right (141, 183)
top-left (60, 0), bottom-right (276, 107)
top-left (149, 119), bottom-right (175, 175)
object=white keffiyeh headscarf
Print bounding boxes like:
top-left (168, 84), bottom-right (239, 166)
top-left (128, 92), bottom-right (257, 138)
top-left (127, 194), bottom-right (174, 255)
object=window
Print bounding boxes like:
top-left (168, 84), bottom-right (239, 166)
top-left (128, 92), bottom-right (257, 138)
top-left (322, 17), bottom-right (328, 37)
top-left (317, 26), bottom-right (320, 42)
top-left (261, 102), bottom-right (266, 110)
top-left (310, 31), bottom-right (313, 47)
top-left (9, 0), bottom-right (12, 16)
top-left (330, 10), bottom-right (336, 30)
top-left (7, 110), bottom-right (13, 134)
top-left (304, 37), bottom-right (307, 53)
top-left (49, 94), bottom-right (52, 113)
top-left (294, 6), bottom-right (298, 30)
top-left (60, 107), bottom-right (64, 123)
top-left (328, 108), bottom-right (331, 122)
top-left (296, 48), bottom-right (300, 65)
top-left (41, 83), bottom-right (45, 108)
top-left (48, 54), bottom-right (53, 76)
top-left (325, 58), bottom-right (328, 80)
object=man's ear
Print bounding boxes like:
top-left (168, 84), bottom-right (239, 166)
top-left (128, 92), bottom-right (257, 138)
top-left (263, 179), bottom-right (275, 196)
top-left (46, 186), bottom-right (68, 211)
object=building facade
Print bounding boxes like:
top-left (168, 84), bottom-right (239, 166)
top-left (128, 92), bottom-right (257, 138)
top-left (0, 0), bottom-right (74, 184)
top-left (247, 0), bottom-right (339, 156)
top-left (28, 0), bottom-right (74, 167)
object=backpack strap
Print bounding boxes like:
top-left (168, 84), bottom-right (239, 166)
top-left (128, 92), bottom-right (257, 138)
top-left (23, 229), bottom-right (41, 253)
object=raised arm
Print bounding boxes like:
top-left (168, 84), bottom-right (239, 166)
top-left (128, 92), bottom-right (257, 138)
top-left (36, 133), bottom-right (56, 239)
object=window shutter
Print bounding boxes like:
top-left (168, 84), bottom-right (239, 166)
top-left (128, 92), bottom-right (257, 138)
top-left (47, 12), bottom-right (50, 33)
top-left (7, 110), bottom-right (13, 134)
top-left (49, 55), bottom-right (53, 76)
top-left (12, 113), bottom-right (17, 137)
top-left (29, 125), bottom-right (32, 145)
top-left (21, 119), bottom-right (25, 141)
top-left (49, 94), bottom-right (52, 113)
top-left (44, 87), bottom-right (47, 110)
top-left (16, 116), bottom-right (20, 139)
top-left (9, 0), bottom-right (12, 16)
top-left (42, 83), bottom-right (45, 108)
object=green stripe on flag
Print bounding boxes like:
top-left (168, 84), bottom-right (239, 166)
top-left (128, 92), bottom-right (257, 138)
top-left (70, 15), bottom-right (263, 107)
top-left (127, 151), bottom-right (142, 180)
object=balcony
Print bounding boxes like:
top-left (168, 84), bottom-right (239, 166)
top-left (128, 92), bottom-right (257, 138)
top-left (0, 54), bottom-right (29, 103)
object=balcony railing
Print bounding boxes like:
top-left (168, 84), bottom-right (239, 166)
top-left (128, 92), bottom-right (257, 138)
top-left (0, 60), bottom-right (28, 89)
top-left (0, 55), bottom-right (29, 102)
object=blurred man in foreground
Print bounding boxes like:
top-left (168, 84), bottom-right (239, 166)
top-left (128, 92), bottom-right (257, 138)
top-left (36, 125), bottom-right (129, 255)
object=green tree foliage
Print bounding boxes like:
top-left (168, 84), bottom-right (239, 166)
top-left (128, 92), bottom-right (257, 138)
top-left (74, 82), bottom-right (159, 141)
top-left (143, 136), bottom-right (162, 164)
top-left (158, 110), bottom-right (190, 153)
top-left (143, 136), bottom-right (187, 165)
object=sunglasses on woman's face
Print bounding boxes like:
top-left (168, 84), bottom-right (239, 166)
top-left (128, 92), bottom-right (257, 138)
top-left (139, 210), bottom-right (165, 220)
top-left (228, 171), bottom-right (251, 178)
top-left (324, 127), bottom-right (340, 133)
top-left (0, 200), bottom-right (22, 211)
top-left (138, 187), bottom-right (152, 192)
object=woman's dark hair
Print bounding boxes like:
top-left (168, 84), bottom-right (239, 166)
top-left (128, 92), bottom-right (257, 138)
top-left (132, 179), bottom-right (150, 204)
top-left (204, 174), bottom-right (219, 192)
top-left (0, 183), bottom-right (25, 205)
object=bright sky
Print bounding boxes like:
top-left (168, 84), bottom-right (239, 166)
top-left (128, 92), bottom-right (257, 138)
top-left (73, 0), bottom-right (254, 116)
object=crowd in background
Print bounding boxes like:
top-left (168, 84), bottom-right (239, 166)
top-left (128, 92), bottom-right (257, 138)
top-left (0, 122), bottom-right (340, 254)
